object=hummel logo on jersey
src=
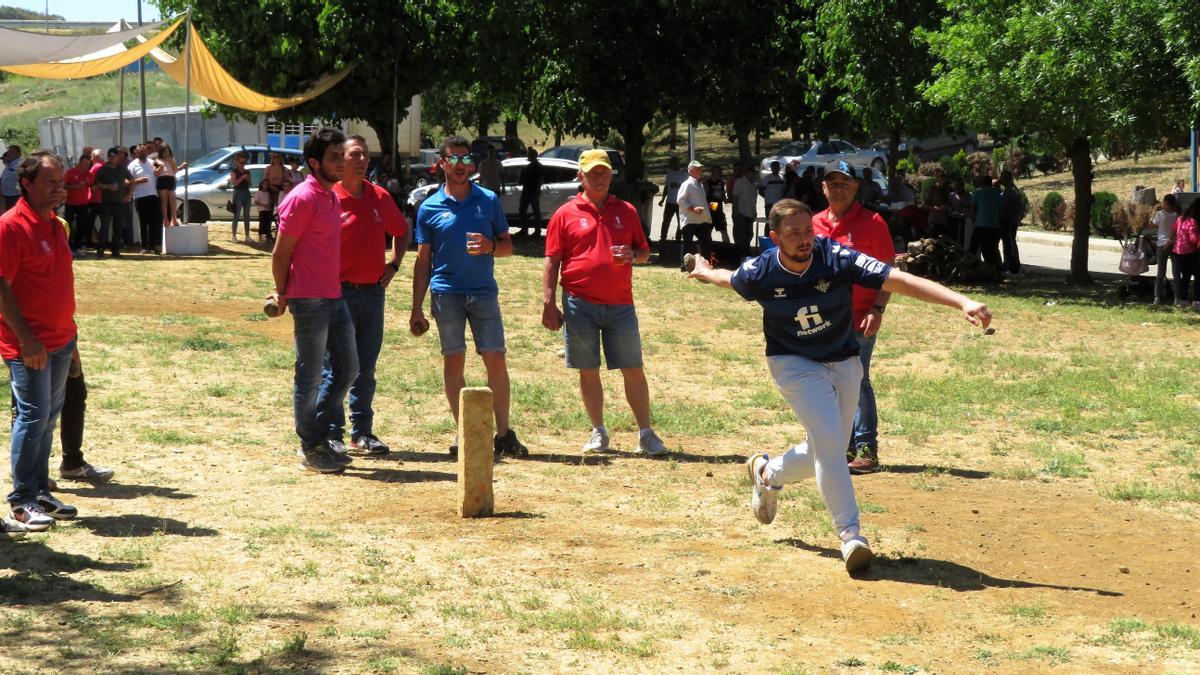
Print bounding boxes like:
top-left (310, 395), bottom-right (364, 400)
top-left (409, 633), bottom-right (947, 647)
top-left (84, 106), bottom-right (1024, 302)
top-left (794, 305), bottom-right (823, 330)
top-left (815, 278), bottom-right (830, 293)
top-left (773, 287), bottom-right (786, 298)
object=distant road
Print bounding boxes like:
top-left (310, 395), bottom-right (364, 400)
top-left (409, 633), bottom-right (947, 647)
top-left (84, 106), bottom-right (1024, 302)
top-left (0, 20), bottom-right (157, 32)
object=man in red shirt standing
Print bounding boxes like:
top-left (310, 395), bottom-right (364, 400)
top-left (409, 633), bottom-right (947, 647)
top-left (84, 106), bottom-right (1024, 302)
top-left (541, 150), bottom-right (670, 457)
top-left (0, 151), bottom-right (80, 534)
top-left (63, 151), bottom-right (94, 256)
top-left (812, 161), bottom-right (895, 474)
top-left (327, 135), bottom-right (408, 456)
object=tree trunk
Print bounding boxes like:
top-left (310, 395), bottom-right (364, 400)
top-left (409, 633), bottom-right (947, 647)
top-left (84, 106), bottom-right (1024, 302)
top-left (735, 124), bottom-right (752, 169)
top-left (887, 127), bottom-right (901, 189)
top-left (554, 128), bottom-right (563, 146)
top-left (1068, 136), bottom-right (1093, 284)
top-left (790, 123), bottom-right (802, 142)
top-left (367, 117), bottom-right (394, 171)
top-left (754, 129), bottom-right (761, 155)
top-left (668, 119), bottom-right (677, 151)
top-left (504, 117), bottom-right (519, 138)
top-left (623, 115), bottom-right (649, 180)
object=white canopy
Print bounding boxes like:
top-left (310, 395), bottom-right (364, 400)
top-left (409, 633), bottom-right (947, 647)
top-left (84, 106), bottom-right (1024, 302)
top-left (0, 20), bottom-right (164, 67)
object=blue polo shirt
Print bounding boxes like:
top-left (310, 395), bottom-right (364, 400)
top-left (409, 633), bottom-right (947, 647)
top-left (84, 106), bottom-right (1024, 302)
top-left (731, 237), bottom-right (892, 362)
top-left (416, 183), bottom-right (509, 295)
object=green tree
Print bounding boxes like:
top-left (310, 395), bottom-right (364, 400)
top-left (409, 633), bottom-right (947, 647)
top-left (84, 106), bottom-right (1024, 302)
top-left (925, 0), bottom-right (1190, 282)
top-left (804, 0), bottom-right (947, 182)
top-left (152, 0), bottom-right (451, 156)
top-left (1160, 0), bottom-right (1200, 118)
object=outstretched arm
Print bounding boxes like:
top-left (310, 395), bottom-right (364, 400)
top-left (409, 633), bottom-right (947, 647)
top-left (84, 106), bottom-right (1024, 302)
top-left (687, 255), bottom-right (734, 288)
top-left (881, 270), bottom-right (992, 327)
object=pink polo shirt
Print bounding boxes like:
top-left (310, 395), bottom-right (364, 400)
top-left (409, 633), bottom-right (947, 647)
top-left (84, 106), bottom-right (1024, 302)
top-left (277, 175), bottom-right (342, 299)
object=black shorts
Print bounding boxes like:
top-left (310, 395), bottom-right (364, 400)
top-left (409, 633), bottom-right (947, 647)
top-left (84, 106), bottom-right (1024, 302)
top-left (156, 175), bottom-right (176, 191)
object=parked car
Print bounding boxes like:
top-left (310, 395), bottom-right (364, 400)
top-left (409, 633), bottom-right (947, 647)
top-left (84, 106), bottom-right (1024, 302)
top-left (406, 157), bottom-right (582, 231)
top-left (408, 148), bottom-right (442, 188)
top-left (178, 145), bottom-right (303, 187)
top-left (177, 163), bottom-right (307, 223)
top-left (469, 136), bottom-right (527, 164)
top-left (897, 133), bottom-right (979, 160)
top-left (539, 145), bottom-right (626, 177)
top-left (760, 139), bottom-right (888, 176)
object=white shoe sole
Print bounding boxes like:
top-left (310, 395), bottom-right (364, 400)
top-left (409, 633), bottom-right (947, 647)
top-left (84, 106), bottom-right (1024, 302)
top-left (843, 541), bottom-right (874, 574)
top-left (746, 454), bottom-right (777, 525)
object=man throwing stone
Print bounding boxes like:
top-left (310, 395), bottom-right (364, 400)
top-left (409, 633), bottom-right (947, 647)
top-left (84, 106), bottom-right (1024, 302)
top-left (326, 135), bottom-right (408, 457)
top-left (0, 151), bottom-right (80, 532)
top-left (688, 198), bottom-right (991, 574)
top-left (541, 149), bottom-right (670, 457)
top-left (270, 128), bottom-right (359, 474)
top-left (410, 136), bottom-right (528, 459)
top-left (812, 161), bottom-right (895, 474)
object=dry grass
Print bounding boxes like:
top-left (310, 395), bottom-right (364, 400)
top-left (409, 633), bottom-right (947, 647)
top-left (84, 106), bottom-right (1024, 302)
top-left (0, 233), bottom-right (1198, 672)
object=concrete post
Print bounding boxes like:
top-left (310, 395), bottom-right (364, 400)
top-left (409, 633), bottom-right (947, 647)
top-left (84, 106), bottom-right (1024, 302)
top-left (457, 387), bottom-right (494, 518)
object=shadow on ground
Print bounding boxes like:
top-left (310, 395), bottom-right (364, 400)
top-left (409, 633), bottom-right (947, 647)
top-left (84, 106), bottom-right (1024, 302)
top-left (778, 538), bottom-right (1121, 596)
top-left (74, 514), bottom-right (218, 537)
top-left (55, 482), bottom-right (195, 500)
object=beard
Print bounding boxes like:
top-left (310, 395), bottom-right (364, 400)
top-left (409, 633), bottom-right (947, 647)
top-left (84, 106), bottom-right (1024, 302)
top-left (317, 164), bottom-right (342, 184)
top-left (779, 248), bottom-right (813, 266)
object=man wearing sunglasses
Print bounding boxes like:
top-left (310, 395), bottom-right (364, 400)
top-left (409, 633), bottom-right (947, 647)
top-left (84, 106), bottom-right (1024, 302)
top-left (410, 136), bottom-right (528, 460)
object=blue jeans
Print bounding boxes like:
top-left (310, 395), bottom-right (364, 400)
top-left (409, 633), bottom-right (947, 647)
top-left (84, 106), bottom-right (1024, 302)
top-left (323, 283), bottom-right (385, 439)
top-left (562, 293), bottom-right (643, 370)
top-left (852, 332), bottom-right (878, 449)
top-left (290, 298), bottom-right (358, 448)
top-left (7, 336), bottom-right (76, 505)
top-left (232, 190), bottom-right (252, 237)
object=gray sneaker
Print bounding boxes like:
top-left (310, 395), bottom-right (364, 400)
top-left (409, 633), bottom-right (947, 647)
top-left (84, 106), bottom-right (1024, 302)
top-left (298, 445), bottom-right (345, 474)
top-left (1, 517), bottom-right (28, 540)
top-left (59, 463), bottom-right (116, 484)
top-left (841, 537), bottom-right (874, 575)
top-left (636, 430), bottom-right (669, 457)
top-left (582, 428), bottom-right (610, 453)
top-left (352, 434), bottom-right (390, 457)
top-left (746, 453), bottom-right (779, 525)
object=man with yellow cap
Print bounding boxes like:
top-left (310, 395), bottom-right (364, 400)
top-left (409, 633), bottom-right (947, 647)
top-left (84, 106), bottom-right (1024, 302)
top-left (540, 150), bottom-right (670, 457)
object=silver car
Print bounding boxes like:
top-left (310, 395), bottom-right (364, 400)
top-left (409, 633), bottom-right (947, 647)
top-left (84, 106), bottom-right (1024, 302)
top-left (407, 157), bottom-right (582, 230)
top-left (177, 164), bottom-right (305, 222)
top-left (760, 139), bottom-right (888, 176)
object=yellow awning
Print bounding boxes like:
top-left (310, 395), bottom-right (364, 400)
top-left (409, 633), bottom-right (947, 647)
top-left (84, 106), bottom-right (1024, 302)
top-left (150, 23), bottom-right (351, 113)
top-left (1, 16), bottom-right (185, 79)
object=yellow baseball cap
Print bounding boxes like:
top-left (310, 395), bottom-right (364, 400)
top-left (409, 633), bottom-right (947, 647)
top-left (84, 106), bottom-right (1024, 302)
top-left (579, 149), bottom-right (612, 173)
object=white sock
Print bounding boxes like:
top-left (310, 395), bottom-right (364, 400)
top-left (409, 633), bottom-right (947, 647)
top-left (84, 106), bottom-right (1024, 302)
top-left (593, 425), bottom-right (607, 436)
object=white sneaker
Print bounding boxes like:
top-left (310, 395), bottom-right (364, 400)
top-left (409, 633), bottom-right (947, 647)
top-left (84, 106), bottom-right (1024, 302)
top-left (36, 493), bottom-right (78, 520)
top-left (841, 537), bottom-right (874, 574)
top-left (746, 453), bottom-right (779, 525)
top-left (636, 430), bottom-right (669, 457)
top-left (10, 502), bottom-right (54, 531)
top-left (582, 428), bottom-right (610, 453)
top-left (1, 517), bottom-right (28, 540)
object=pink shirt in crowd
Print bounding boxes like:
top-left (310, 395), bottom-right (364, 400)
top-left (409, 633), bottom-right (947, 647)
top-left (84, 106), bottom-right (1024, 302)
top-left (1172, 216), bottom-right (1199, 255)
top-left (277, 175), bottom-right (342, 299)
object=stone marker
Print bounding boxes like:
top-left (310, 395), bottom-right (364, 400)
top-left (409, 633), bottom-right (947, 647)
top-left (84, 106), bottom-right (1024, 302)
top-left (458, 387), bottom-right (494, 517)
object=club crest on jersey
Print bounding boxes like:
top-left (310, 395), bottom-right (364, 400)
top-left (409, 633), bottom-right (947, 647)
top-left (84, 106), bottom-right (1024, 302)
top-left (815, 278), bottom-right (830, 293)
top-left (41, 240), bottom-right (52, 255)
top-left (579, 217), bottom-right (590, 229)
top-left (773, 288), bottom-right (786, 298)
top-left (614, 216), bottom-right (623, 230)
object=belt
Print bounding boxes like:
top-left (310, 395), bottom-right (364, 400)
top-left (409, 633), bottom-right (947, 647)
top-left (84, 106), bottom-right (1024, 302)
top-left (341, 281), bottom-right (381, 290)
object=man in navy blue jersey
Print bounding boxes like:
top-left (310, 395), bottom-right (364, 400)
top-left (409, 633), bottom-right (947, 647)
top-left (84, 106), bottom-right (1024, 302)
top-left (689, 198), bottom-right (992, 574)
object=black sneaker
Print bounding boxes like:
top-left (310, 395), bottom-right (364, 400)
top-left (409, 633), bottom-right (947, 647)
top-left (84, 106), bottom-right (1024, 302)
top-left (448, 443), bottom-right (458, 458)
top-left (298, 445), bottom-right (344, 474)
top-left (494, 429), bottom-right (529, 459)
top-left (352, 434), bottom-right (390, 456)
top-left (326, 439), bottom-right (353, 467)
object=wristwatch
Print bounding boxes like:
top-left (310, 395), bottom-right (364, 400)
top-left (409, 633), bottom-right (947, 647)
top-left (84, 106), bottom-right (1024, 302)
top-left (387, 260), bottom-right (400, 272)
top-left (873, 304), bottom-right (886, 314)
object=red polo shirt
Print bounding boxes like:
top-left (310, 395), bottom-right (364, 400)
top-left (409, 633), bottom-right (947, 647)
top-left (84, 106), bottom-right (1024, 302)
top-left (64, 166), bottom-right (93, 206)
top-left (332, 179), bottom-right (408, 285)
top-left (0, 199), bottom-right (77, 359)
top-left (813, 202), bottom-right (894, 325)
top-left (545, 194), bottom-right (648, 305)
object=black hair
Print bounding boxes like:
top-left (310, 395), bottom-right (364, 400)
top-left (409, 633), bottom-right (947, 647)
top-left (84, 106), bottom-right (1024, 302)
top-left (345, 134), bottom-right (369, 153)
top-left (1163, 194), bottom-right (1178, 211)
top-left (767, 198), bottom-right (813, 232)
top-left (17, 151), bottom-right (62, 197)
top-left (439, 135), bottom-right (470, 157)
top-left (303, 127), bottom-right (346, 172)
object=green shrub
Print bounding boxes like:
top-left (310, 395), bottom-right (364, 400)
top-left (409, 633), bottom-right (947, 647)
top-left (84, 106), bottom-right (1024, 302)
top-left (1089, 191), bottom-right (1120, 239)
top-left (1043, 192), bottom-right (1065, 229)
top-left (896, 154), bottom-right (918, 176)
top-left (992, 146), bottom-right (1008, 173)
top-left (938, 153), bottom-right (964, 178)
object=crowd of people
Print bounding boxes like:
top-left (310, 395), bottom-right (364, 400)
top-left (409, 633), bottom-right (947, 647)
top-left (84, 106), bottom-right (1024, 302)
top-left (1150, 192), bottom-right (1200, 306)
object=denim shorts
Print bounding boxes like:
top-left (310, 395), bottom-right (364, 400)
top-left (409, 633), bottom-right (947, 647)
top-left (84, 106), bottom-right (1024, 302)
top-left (562, 293), bottom-right (643, 370)
top-left (431, 293), bottom-right (506, 355)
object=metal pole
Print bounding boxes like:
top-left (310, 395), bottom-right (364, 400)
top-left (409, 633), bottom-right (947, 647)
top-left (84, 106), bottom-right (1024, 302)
top-left (391, 59), bottom-right (400, 172)
top-left (182, 10), bottom-right (192, 223)
top-left (44, 0), bottom-right (49, 32)
top-left (687, 124), bottom-right (695, 162)
top-left (1192, 126), bottom-right (1198, 193)
top-left (138, 1), bottom-right (147, 142)
top-left (118, 68), bottom-right (125, 146)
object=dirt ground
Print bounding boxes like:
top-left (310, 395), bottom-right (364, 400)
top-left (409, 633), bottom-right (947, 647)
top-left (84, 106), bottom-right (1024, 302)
top-left (1, 234), bottom-right (1198, 674)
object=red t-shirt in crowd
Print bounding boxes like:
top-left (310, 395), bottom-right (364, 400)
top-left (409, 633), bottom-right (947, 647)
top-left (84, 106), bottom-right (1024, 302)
top-left (332, 180), bottom-right (408, 285)
top-left (545, 194), bottom-right (648, 305)
top-left (64, 166), bottom-right (93, 206)
top-left (813, 202), bottom-right (894, 325)
top-left (0, 199), bottom-right (77, 359)
top-left (88, 161), bottom-right (104, 204)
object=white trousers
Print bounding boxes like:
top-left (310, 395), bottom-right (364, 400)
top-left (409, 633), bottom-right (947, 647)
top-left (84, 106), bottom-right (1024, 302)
top-left (764, 354), bottom-right (863, 542)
